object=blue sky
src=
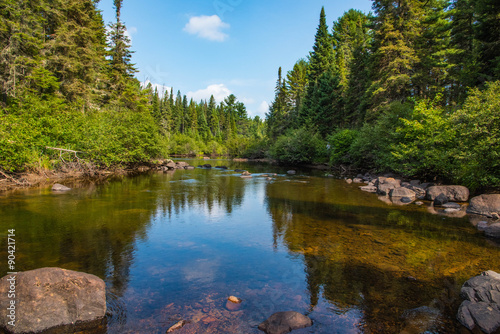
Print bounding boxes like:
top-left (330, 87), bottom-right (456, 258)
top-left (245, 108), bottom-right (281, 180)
top-left (98, 0), bottom-right (374, 118)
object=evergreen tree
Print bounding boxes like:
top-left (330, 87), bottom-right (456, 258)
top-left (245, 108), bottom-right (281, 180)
top-left (300, 7), bottom-right (339, 132)
top-left (107, 0), bottom-right (137, 103)
top-left (332, 10), bottom-right (372, 125)
top-left (369, 0), bottom-right (423, 114)
top-left (267, 67), bottom-right (289, 138)
top-left (286, 59), bottom-right (308, 125)
top-left (207, 95), bottom-right (219, 138)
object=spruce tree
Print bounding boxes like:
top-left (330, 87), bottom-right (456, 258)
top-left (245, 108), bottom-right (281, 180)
top-left (286, 59), bottom-right (308, 125)
top-left (369, 0), bottom-right (423, 114)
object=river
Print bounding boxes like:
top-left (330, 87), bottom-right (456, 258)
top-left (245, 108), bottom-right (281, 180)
top-left (1, 159), bottom-right (499, 333)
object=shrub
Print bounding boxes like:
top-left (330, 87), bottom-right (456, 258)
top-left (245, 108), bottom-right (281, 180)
top-left (327, 129), bottom-right (358, 165)
top-left (270, 127), bottom-right (327, 164)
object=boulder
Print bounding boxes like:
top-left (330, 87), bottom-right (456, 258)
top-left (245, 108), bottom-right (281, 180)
top-left (166, 162), bottom-right (176, 169)
top-left (241, 171), bottom-right (252, 176)
top-left (467, 194), bottom-right (500, 218)
top-left (390, 187), bottom-right (416, 199)
top-left (52, 183), bottom-right (71, 191)
top-left (484, 223), bottom-right (500, 238)
top-left (176, 161), bottom-right (188, 168)
top-left (433, 193), bottom-right (449, 206)
top-left (258, 311), bottom-right (312, 334)
top-left (426, 185), bottom-right (469, 202)
top-left (410, 180), bottom-right (421, 187)
top-left (287, 170), bottom-right (296, 175)
top-left (0, 267), bottom-right (106, 334)
top-left (377, 177), bottom-right (401, 196)
top-left (457, 270), bottom-right (500, 333)
top-left (202, 164), bottom-right (212, 168)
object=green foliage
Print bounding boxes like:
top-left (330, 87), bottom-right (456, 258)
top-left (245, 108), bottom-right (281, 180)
top-left (451, 81), bottom-right (500, 189)
top-left (270, 127), bottom-right (327, 165)
top-left (350, 102), bottom-right (413, 170)
top-left (390, 97), bottom-right (455, 181)
top-left (327, 129), bottom-right (358, 165)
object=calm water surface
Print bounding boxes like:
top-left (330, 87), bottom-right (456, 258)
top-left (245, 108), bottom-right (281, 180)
top-left (1, 159), bottom-right (499, 333)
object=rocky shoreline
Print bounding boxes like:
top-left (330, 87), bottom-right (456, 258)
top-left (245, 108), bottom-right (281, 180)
top-left (347, 173), bottom-right (500, 240)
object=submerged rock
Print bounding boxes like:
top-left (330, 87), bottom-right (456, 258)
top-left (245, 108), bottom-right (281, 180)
top-left (287, 170), bottom-right (296, 175)
top-left (167, 320), bottom-right (188, 333)
top-left (390, 187), bottom-right (416, 199)
top-left (484, 223), bottom-right (500, 238)
top-left (258, 311), bottom-right (312, 334)
top-left (457, 270), bottom-right (500, 333)
top-left (434, 193), bottom-right (449, 206)
top-left (0, 267), bottom-right (106, 334)
top-left (401, 306), bottom-right (443, 334)
top-left (226, 296), bottom-right (242, 311)
top-left (360, 185), bottom-right (377, 193)
top-left (52, 183), bottom-right (71, 191)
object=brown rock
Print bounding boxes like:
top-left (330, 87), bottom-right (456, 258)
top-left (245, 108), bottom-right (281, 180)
top-left (0, 268), bottom-right (106, 334)
top-left (467, 194), bottom-right (500, 218)
top-left (426, 185), bottom-right (469, 202)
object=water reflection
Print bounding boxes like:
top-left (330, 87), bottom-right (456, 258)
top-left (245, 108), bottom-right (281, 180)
top-left (0, 162), bottom-right (499, 333)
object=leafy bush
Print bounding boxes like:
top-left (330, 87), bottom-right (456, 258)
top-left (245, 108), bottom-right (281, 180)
top-left (327, 129), bottom-right (358, 165)
top-left (451, 81), bottom-right (500, 189)
top-left (270, 127), bottom-right (327, 164)
top-left (390, 97), bottom-right (456, 181)
top-left (350, 101), bottom-right (413, 170)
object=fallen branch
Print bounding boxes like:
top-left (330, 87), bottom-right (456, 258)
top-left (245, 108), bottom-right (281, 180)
top-left (45, 146), bottom-right (86, 161)
top-left (0, 168), bottom-right (23, 185)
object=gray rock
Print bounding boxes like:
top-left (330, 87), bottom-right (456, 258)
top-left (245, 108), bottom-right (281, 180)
top-left (353, 178), bottom-right (364, 183)
top-left (457, 271), bottom-right (500, 333)
top-left (477, 221), bottom-right (490, 231)
top-left (410, 180), bottom-right (421, 187)
top-left (360, 185), bottom-right (377, 193)
top-left (484, 223), bottom-right (500, 238)
top-left (401, 197), bottom-right (414, 204)
top-left (390, 187), bottom-right (416, 199)
top-left (287, 170), bottom-right (296, 175)
top-left (0, 268), bottom-right (106, 334)
top-left (411, 187), bottom-right (427, 200)
top-left (426, 185), bottom-right (469, 202)
top-left (166, 161), bottom-right (176, 169)
top-left (434, 193), bottom-right (449, 206)
top-left (258, 311), bottom-right (312, 334)
top-left (52, 183), bottom-right (71, 191)
top-left (176, 161), bottom-right (189, 168)
top-left (467, 194), bottom-right (500, 218)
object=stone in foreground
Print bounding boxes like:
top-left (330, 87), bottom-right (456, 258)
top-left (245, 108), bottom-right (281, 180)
top-left (0, 267), bottom-right (106, 334)
top-left (258, 311), bottom-right (312, 334)
top-left (457, 270), bottom-right (500, 333)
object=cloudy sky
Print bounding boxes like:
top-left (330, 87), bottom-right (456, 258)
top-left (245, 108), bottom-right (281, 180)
top-left (98, 0), bottom-right (373, 118)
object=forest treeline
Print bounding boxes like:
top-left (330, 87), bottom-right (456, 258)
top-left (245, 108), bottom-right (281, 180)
top-left (266, 1), bottom-right (500, 190)
top-left (0, 0), bottom-right (264, 173)
top-left (1, 0), bottom-right (499, 189)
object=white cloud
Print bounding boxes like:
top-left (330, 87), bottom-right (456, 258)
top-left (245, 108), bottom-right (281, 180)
top-left (258, 101), bottom-right (270, 115)
top-left (141, 80), bottom-right (171, 98)
top-left (240, 97), bottom-right (255, 104)
top-left (183, 15), bottom-right (229, 42)
top-left (187, 84), bottom-right (231, 102)
top-left (125, 26), bottom-right (138, 43)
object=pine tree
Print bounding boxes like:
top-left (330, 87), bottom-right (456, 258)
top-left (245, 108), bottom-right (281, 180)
top-left (207, 95), bottom-right (219, 138)
top-left (369, 0), bottom-right (423, 114)
top-left (300, 7), bottom-right (338, 131)
top-left (286, 59), bottom-right (308, 125)
top-left (267, 67), bottom-right (289, 138)
top-left (332, 10), bottom-right (372, 125)
top-left (107, 0), bottom-right (137, 103)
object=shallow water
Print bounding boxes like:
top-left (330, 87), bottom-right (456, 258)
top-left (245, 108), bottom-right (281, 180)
top-left (1, 159), bottom-right (499, 333)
